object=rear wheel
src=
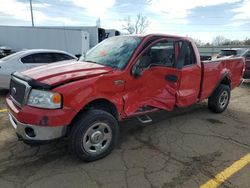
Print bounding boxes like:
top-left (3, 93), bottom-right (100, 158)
top-left (208, 84), bottom-right (230, 113)
top-left (68, 109), bottom-right (119, 162)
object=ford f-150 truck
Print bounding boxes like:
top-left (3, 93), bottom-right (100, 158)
top-left (6, 34), bottom-right (245, 161)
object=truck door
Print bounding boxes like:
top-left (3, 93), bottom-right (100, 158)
top-left (175, 41), bottom-right (201, 107)
top-left (123, 39), bottom-right (181, 116)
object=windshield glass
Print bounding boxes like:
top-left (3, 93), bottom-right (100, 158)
top-left (80, 36), bottom-right (142, 69)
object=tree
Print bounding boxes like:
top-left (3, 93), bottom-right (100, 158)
top-left (244, 38), bottom-right (250, 45)
top-left (190, 38), bottom-right (204, 47)
top-left (212, 35), bottom-right (228, 46)
top-left (121, 13), bottom-right (149, 34)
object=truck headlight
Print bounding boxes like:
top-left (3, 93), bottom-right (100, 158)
top-left (27, 89), bottom-right (62, 109)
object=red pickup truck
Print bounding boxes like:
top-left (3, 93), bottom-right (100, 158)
top-left (6, 34), bottom-right (245, 161)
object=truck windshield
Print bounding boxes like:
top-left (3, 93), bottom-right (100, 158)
top-left (80, 36), bottom-right (142, 69)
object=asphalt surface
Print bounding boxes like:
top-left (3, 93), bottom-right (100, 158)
top-left (0, 83), bottom-right (249, 188)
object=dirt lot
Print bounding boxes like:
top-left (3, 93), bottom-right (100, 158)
top-left (0, 83), bottom-right (249, 188)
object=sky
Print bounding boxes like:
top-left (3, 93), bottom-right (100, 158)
top-left (0, 0), bottom-right (249, 43)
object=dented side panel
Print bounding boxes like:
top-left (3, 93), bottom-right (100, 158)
top-left (176, 64), bottom-right (202, 107)
top-left (123, 66), bottom-right (180, 116)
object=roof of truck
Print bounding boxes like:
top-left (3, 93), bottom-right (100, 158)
top-left (114, 34), bottom-right (188, 41)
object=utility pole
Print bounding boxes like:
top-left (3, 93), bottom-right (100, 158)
top-left (29, 0), bottom-right (34, 27)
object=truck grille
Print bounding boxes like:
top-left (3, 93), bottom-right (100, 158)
top-left (10, 78), bottom-right (29, 106)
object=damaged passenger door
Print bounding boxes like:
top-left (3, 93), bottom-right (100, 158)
top-left (175, 40), bottom-right (201, 107)
top-left (123, 38), bottom-right (181, 116)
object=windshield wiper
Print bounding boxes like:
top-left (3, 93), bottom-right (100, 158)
top-left (82, 60), bottom-right (118, 69)
top-left (83, 60), bottom-right (98, 64)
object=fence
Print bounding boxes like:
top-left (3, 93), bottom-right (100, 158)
top-left (198, 45), bottom-right (250, 57)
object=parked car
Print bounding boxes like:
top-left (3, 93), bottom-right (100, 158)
top-left (200, 54), bottom-right (212, 61)
top-left (0, 46), bottom-right (12, 58)
top-left (241, 49), bottom-right (250, 79)
top-left (217, 48), bottom-right (247, 58)
top-left (6, 34), bottom-right (244, 161)
top-left (0, 49), bottom-right (77, 89)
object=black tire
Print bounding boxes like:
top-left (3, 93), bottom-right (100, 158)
top-left (208, 84), bottom-right (230, 113)
top-left (68, 109), bottom-right (119, 162)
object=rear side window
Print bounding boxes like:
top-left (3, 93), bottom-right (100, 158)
top-left (21, 53), bottom-right (54, 64)
top-left (52, 53), bottom-right (74, 62)
top-left (176, 41), bottom-right (196, 68)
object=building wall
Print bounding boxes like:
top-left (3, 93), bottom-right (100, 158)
top-left (0, 26), bottom-right (90, 55)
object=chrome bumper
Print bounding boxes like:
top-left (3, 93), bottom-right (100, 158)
top-left (8, 113), bottom-right (67, 141)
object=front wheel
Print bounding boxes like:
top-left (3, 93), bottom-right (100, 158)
top-left (68, 110), bottom-right (119, 162)
top-left (208, 84), bottom-right (230, 113)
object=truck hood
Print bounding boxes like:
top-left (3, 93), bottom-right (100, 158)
top-left (21, 60), bottom-right (113, 86)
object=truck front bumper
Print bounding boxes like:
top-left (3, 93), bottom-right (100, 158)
top-left (8, 113), bottom-right (67, 141)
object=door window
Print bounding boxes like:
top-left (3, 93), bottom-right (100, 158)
top-left (33, 53), bottom-right (54, 63)
top-left (138, 40), bottom-right (175, 69)
top-left (52, 53), bottom-right (74, 62)
top-left (21, 53), bottom-right (54, 64)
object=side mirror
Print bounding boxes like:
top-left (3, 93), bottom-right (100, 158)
top-left (131, 62), bottom-right (143, 78)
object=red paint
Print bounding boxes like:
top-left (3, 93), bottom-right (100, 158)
top-left (244, 55), bottom-right (250, 78)
top-left (6, 34), bottom-right (245, 129)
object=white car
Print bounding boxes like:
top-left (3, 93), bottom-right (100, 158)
top-left (0, 49), bottom-right (77, 89)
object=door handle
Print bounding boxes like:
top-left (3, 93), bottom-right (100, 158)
top-left (165, 74), bottom-right (178, 82)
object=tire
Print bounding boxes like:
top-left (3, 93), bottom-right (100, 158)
top-left (68, 109), bottom-right (119, 162)
top-left (208, 84), bottom-right (230, 113)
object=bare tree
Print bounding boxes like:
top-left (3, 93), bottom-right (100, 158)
top-left (244, 38), bottom-right (250, 45)
top-left (190, 38), bottom-right (204, 47)
top-left (122, 13), bottom-right (149, 34)
top-left (121, 16), bottom-right (135, 34)
top-left (212, 35), bottom-right (228, 46)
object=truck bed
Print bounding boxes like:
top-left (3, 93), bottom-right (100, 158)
top-left (200, 57), bottom-right (244, 100)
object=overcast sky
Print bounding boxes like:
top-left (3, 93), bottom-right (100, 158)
top-left (0, 0), bottom-right (249, 43)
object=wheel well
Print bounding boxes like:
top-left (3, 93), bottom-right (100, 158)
top-left (67, 99), bottom-right (118, 135)
top-left (83, 99), bottom-right (118, 119)
top-left (220, 76), bottom-right (231, 88)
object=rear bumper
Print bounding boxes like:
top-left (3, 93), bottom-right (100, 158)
top-left (8, 113), bottom-right (67, 141)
